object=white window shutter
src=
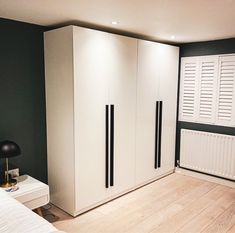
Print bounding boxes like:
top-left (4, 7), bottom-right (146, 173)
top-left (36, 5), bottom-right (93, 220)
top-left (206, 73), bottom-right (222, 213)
top-left (179, 57), bottom-right (199, 122)
top-left (198, 56), bottom-right (218, 124)
top-left (216, 55), bottom-right (235, 126)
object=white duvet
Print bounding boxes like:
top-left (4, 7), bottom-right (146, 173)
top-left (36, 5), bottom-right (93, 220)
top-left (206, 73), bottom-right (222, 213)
top-left (0, 188), bottom-right (64, 233)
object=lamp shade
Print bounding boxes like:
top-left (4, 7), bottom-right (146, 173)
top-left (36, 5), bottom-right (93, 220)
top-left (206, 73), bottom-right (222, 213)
top-left (0, 140), bottom-right (21, 158)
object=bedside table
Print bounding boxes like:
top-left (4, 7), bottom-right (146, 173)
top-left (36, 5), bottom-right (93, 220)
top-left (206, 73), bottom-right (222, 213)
top-left (8, 175), bottom-right (50, 212)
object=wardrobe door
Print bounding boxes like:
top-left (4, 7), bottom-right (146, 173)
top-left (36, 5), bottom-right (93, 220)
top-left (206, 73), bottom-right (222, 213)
top-left (73, 27), bottom-right (111, 212)
top-left (108, 35), bottom-right (138, 195)
top-left (135, 40), bottom-right (161, 185)
top-left (158, 44), bottom-right (179, 169)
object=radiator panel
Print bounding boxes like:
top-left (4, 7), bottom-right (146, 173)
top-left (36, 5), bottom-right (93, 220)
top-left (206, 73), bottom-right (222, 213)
top-left (180, 129), bottom-right (235, 180)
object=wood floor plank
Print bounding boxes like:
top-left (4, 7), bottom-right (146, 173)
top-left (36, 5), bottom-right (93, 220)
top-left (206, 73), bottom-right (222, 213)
top-left (50, 174), bottom-right (235, 233)
top-left (201, 202), bottom-right (235, 233)
top-left (124, 181), bottom-right (216, 233)
top-left (148, 185), bottom-right (230, 233)
top-left (226, 223), bottom-right (235, 233)
top-left (96, 173), bottom-right (187, 215)
top-left (68, 175), bottom-right (202, 233)
top-left (176, 188), bottom-right (235, 233)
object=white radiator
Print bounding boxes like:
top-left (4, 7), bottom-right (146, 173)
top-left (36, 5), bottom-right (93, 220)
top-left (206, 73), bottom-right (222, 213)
top-left (180, 129), bottom-right (235, 180)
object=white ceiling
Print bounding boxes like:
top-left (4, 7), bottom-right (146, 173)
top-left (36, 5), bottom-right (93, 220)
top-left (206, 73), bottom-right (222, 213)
top-left (0, 0), bottom-right (235, 43)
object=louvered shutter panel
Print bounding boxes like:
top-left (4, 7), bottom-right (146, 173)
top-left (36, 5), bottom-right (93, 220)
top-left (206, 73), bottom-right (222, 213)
top-left (179, 57), bottom-right (199, 122)
top-left (216, 55), bottom-right (235, 126)
top-left (198, 56), bottom-right (218, 123)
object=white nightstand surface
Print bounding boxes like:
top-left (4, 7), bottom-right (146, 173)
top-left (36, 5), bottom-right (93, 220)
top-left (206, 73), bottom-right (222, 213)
top-left (7, 175), bottom-right (50, 210)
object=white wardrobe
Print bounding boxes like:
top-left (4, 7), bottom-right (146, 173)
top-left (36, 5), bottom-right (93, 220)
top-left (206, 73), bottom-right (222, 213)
top-left (44, 26), bottom-right (179, 216)
top-left (136, 40), bottom-right (179, 185)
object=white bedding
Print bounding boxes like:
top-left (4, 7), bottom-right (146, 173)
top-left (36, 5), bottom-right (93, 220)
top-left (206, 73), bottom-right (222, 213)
top-left (0, 188), bottom-right (63, 233)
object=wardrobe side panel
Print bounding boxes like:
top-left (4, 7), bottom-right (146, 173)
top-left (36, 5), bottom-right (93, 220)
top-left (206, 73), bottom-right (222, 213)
top-left (44, 26), bottom-right (75, 215)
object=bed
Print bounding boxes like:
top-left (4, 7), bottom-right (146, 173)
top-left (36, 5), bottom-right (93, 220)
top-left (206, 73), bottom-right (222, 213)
top-left (0, 188), bottom-right (64, 233)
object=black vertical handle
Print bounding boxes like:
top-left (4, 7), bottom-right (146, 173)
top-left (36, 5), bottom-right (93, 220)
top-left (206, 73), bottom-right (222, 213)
top-left (105, 105), bottom-right (109, 188)
top-left (158, 101), bottom-right (163, 168)
top-left (154, 101), bottom-right (159, 169)
top-left (110, 105), bottom-right (114, 186)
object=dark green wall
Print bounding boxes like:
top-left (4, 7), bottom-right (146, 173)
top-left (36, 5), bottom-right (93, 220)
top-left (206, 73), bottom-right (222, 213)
top-left (176, 38), bottom-right (235, 165)
top-left (0, 18), bottom-right (48, 183)
top-left (180, 38), bottom-right (235, 57)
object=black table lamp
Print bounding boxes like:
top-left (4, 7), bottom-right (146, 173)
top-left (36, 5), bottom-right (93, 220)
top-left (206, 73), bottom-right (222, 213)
top-left (0, 140), bottom-right (21, 188)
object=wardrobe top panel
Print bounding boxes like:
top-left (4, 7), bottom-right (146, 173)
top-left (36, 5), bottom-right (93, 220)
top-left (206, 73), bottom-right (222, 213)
top-left (45, 25), bottom-right (179, 49)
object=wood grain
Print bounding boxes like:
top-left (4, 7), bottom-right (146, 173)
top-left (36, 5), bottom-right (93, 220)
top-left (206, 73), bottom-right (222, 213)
top-left (50, 173), bottom-right (235, 233)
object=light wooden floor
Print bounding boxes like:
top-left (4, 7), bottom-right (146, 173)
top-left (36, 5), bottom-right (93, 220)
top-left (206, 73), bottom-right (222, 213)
top-left (49, 173), bottom-right (235, 233)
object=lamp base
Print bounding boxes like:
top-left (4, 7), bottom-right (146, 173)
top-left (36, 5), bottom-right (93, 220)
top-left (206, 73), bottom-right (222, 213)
top-left (0, 179), bottom-right (17, 188)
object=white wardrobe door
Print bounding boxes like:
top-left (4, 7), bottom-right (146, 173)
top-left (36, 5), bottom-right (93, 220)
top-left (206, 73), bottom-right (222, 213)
top-left (216, 55), bottom-right (235, 126)
top-left (198, 56), bottom-right (218, 124)
top-left (135, 40), bottom-right (161, 185)
top-left (108, 34), bottom-right (138, 195)
top-left (179, 57), bottom-right (199, 122)
top-left (158, 44), bottom-right (179, 168)
top-left (73, 27), bottom-right (111, 212)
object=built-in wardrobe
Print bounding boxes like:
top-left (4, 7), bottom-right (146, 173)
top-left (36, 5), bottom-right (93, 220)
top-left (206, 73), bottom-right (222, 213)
top-left (44, 26), bottom-right (179, 216)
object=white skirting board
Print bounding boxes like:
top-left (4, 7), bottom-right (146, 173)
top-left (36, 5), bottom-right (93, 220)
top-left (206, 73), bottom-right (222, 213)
top-left (180, 129), bottom-right (235, 181)
top-left (175, 167), bottom-right (235, 188)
